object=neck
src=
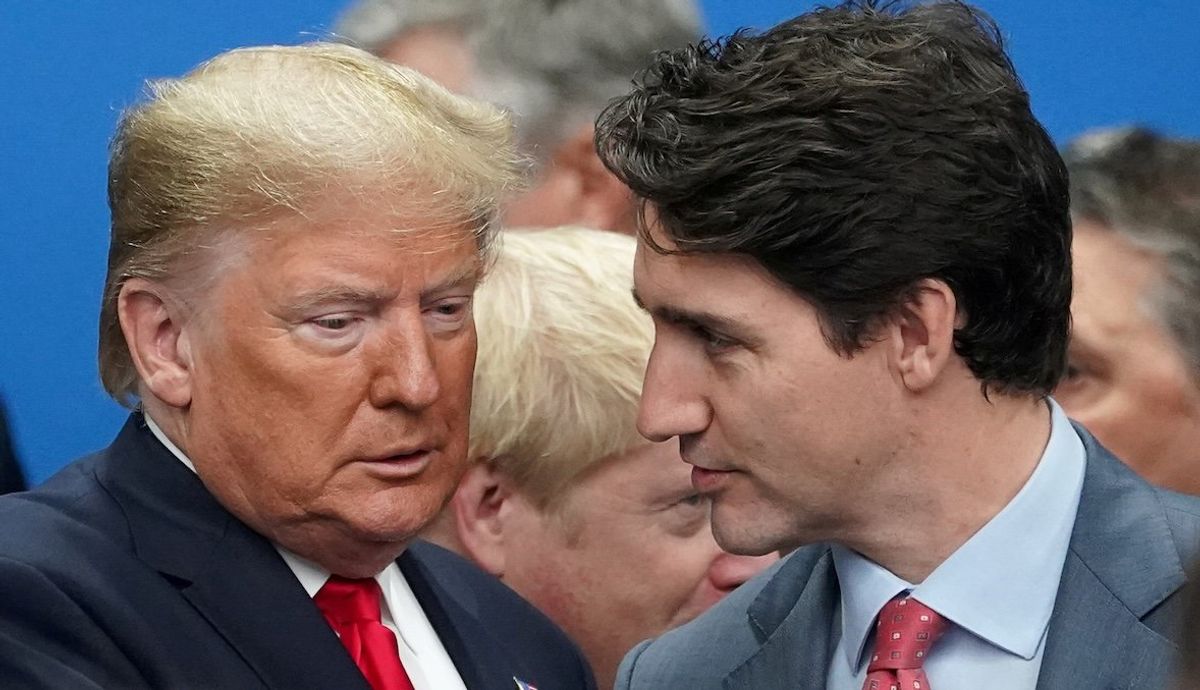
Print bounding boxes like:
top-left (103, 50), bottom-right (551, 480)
top-left (140, 397), bottom-right (404, 579)
top-left (843, 393), bottom-right (1051, 583)
top-left (273, 526), bottom-right (406, 579)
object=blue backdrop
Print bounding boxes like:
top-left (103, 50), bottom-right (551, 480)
top-left (2, 1), bottom-right (1198, 484)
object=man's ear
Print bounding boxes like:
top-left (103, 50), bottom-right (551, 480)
top-left (117, 278), bottom-right (195, 409)
top-left (451, 460), bottom-right (518, 577)
top-left (887, 278), bottom-right (961, 393)
top-left (553, 124), bottom-right (635, 233)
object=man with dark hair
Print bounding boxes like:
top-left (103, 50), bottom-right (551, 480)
top-left (1057, 128), bottom-right (1200, 496)
top-left (594, 2), bottom-right (1200, 689)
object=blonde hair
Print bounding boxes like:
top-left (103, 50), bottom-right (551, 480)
top-left (470, 228), bottom-right (652, 509)
top-left (99, 42), bottom-right (522, 406)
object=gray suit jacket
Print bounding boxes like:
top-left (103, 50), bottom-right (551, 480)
top-left (616, 427), bottom-right (1200, 690)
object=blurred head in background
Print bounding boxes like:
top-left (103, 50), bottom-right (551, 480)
top-left (1059, 128), bottom-right (1200, 494)
top-left (332, 0), bottom-right (484, 93)
top-left (423, 228), bottom-right (777, 688)
top-left (335, 0), bottom-right (703, 234)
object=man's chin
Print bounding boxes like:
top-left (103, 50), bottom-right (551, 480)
top-left (711, 516), bottom-right (785, 558)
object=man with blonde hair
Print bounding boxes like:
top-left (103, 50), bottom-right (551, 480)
top-left (424, 227), bottom-right (777, 690)
top-left (0, 43), bottom-right (594, 690)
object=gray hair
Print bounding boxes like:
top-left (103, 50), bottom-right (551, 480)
top-left (336, 0), bottom-right (703, 160)
top-left (332, 0), bottom-right (485, 54)
top-left (1065, 127), bottom-right (1200, 377)
top-left (468, 0), bottom-right (703, 158)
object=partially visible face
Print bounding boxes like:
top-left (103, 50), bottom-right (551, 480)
top-left (1057, 220), bottom-right (1200, 494)
top-left (182, 197), bottom-right (481, 567)
top-left (500, 440), bottom-right (778, 689)
top-left (502, 167), bottom-right (583, 230)
top-left (631, 220), bottom-right (904, 555)
top-left (379, 25), bottom-right (476, 94)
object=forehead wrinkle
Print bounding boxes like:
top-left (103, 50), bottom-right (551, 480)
top-left (423, 258), bottom-right (483, 299)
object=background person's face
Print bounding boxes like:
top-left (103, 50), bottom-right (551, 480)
top-left (499, 440), bottom-right (778, 690)
top-left (379, 25), bottom-right (476, 94)
top-left (1058, 220), bottom-right (1200, 494)
top-left (630, 222), bottom-right (902, 556)
top-left (181, 198), bottom-right (481, 570)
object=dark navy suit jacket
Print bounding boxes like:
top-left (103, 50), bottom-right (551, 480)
top-left (0, 415), bottom-right (596, 690)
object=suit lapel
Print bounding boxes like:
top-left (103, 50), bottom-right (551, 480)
top-left (722, 548), bottom-right (837, 690)
top-left (1036, 428), bottom-right (1185, 690)
top-left (179, 529), bottom-right (371, 690)
top-left (1035, 552), bottom-right (1177, 690)
top-left (399, 547), bottom-right (517, 690)
top-left (102, 416), bottom-right (369, 690)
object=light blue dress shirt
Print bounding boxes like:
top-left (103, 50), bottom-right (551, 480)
top-left (826, 400), bottom-right (1086, 690)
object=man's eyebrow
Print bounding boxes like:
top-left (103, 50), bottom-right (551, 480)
top-left (631, 288), bottom-right (648, 312)
top-left (286, 263), bottom-right (481, 312)
top-left (631, 289), bottom-right (744, 335)
top-left (288, 286), bottom-right (392, 312)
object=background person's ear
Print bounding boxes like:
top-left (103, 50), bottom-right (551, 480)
top-left (505, 123), bottom-right (636, 234)
top-left (887, 278), bottom-right (962, 393)
top-left (117, 278), bottom-right (195, 408)
top-left (555, 124), bottom-right (636, 233)
top-left (450, 460), bottom-right (520, 577)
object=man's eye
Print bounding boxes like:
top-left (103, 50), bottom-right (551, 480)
top-left (692, 325), bottom-right (735, 352)
top-left (426, 298), bottom-right (472, 324)
top-left (676, 493), bottom-right (706, 508)
top-left (313, 316), bottom-right (353, 330)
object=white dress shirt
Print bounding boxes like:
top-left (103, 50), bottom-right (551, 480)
top-left (143, 414), bottom-right (468, 690)
top-left (826, 399), bottom-right (1086, 689)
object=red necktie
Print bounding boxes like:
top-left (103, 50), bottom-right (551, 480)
top-left (313, 576), bottom-right (416, 690)
top-left (862, 596), bottom-right (947, 690)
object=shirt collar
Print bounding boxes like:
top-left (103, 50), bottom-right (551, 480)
top-left (143, 413), bottom-right (197, 474)
top-left (833, 400), bottom-right (1085, 668)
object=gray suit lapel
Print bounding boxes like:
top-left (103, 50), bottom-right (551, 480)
top-left (723, 548), bottom-right (837, 690)
top-left (1035, 552), bottom-right (1178, 690)
top-left (1036, 427), bottom-right (1186, 690)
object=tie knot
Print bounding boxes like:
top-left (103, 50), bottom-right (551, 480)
top-left (867, 596), bottom-right (947, 673)
top-left (314, 576), bottom-right (384, 625)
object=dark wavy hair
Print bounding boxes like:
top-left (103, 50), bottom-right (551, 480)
top-left (595, 0), bottom-right (1071, 396)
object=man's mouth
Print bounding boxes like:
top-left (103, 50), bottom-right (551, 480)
top-left (691, 465), bottom-right (735, 492)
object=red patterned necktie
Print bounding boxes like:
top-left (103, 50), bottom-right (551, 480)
top-left (862, 596), bottom-right (948, 690)
top-left (313, 576), bottom-right (416, 690)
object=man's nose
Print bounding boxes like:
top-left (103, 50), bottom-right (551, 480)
top-left (637, 341), bottom-right (712, 442)
top-left (367, 318), bottom-right (441, 411)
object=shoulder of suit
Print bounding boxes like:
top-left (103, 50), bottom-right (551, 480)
top-left (0, 451), bottom-right (129, 564)
top-left (405, 540), bottom-right (590, 646)
top-left (620, 546), bottom-right (827, 687)
top-left (1152, 486), bottom-right (1200, 557)
top-left (404, 540), bottom-right (596, 686)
